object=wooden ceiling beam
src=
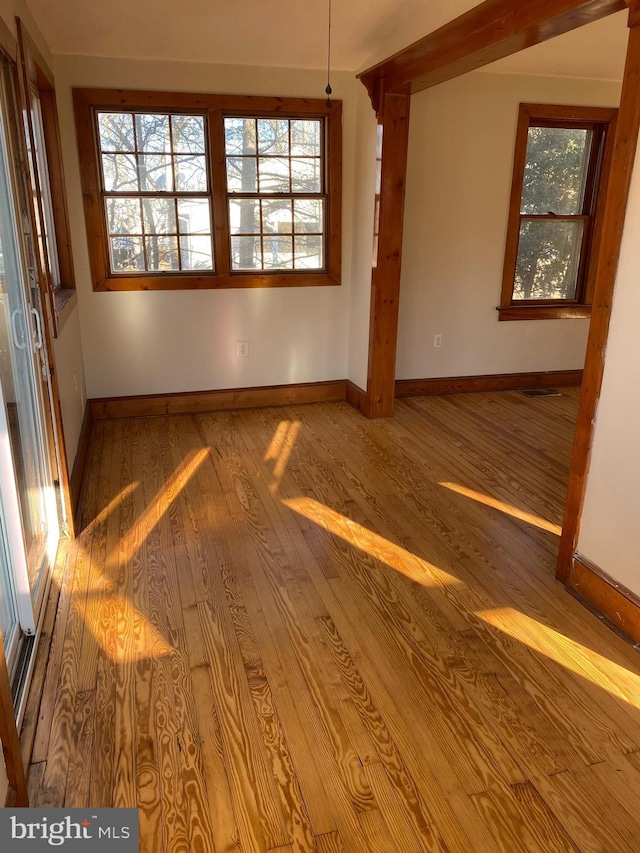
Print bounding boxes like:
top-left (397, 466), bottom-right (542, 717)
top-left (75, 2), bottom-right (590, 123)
top-left (358, 0), bottom-right (627, 111)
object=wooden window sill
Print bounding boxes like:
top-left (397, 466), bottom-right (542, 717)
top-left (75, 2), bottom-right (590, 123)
top-left (497, 304), bottom-right (592, 321)
top-left (93, 272), bottom-right (341, 292)
top-left (54, 288), bottom-right (77, 334)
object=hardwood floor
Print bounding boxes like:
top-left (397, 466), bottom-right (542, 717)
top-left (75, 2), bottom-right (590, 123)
top-left (24, 388), bottom-right (640, 851)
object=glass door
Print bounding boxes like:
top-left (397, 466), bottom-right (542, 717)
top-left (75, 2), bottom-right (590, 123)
top-left (0, 53), bottom-right (58, 651)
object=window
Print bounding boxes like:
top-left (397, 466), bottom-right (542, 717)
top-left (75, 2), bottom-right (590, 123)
top-left (17, 18), bottom-right (76, 334)
top-left (73, 89), bottom-right (342, 291)
top-left (98, 110), bottom-right (213, 274)
top-left (499, 103), bottom-right (616, 321)
top-left (226, 117), bottom-right (325, 271)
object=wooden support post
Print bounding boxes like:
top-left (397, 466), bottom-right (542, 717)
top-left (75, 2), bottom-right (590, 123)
top-left (557, 1), bottom-right (640, 582)
top-left (365, 90), bottom-right (411, 419)
top-left (0, 630), bottom-right (28, 806)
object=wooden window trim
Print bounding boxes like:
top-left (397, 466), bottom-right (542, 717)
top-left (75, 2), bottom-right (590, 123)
top-left (498, 102), bottom-right (617, 321)
top-left (16, 18), bottom-right (77, 336)
top-left (73, 88), bottom-right (342, 292)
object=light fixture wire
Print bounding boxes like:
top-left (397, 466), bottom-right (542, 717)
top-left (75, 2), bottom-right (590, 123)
top-left (325, 0), bottom-right (332, 108)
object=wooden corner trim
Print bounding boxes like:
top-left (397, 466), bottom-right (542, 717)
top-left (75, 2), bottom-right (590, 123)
top-left (627, 0), bottom-right (640, 28)
top-left (569, 553), bottom-right (640, 645)
top-left (89, 380), bottom-right (348, 420)
top-left (69, 403), bottom-right (93, 529)
top-left (395, 370), bottom-right (583, 398)
top-left (345, 381), bottom-right (371, 416)
top-left (16, 17), bottom-right (54, 88)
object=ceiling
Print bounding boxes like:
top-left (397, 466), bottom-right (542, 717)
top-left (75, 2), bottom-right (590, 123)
top-left (26, 0), bottom-right (627, 80)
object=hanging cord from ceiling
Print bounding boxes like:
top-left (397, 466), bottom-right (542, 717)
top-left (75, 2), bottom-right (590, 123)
top-left (325, 0), bottom-right (333, 108)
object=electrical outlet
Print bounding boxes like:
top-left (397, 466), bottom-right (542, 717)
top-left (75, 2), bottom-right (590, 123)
top-left (434, 334), bottom-right (442, 349)
top-left (73, 372), bottom-right (79, 395)
top-left (237, 340), bottom-right (249, 358)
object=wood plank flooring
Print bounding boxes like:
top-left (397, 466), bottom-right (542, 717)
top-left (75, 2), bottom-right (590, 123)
top-left (25, 388), bottom-right (640, 851)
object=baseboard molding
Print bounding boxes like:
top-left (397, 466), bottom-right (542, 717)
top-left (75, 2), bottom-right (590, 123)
top-left (69, 403), bottom-right (93, 529)
top-left (90, 380), bottom-right (347, 420)
top-left (395, 369), bottom-right (583, 398)
top-left (569, 553), bottom-right (640, 646)
top-left (87, 371), bottom-right (584, 421)
top-left (345, 380), bottom-right (370, 416)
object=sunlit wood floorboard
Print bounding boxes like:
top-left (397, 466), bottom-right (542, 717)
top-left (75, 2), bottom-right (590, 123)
top-left (24, 387), bottom-right (640, 851)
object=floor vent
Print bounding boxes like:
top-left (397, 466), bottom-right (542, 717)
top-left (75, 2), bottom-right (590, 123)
top-left (521, 388), bottom-right (563, 398)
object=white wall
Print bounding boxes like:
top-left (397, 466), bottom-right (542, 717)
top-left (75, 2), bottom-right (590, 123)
top-left (54, 56), bottom-right (361, 399)
top-left (396, 71), bottom-right (621, 381)
top-left (53, 309), bottom-right (86, 466)
top-left (578, 129), bottom-right (640, 595)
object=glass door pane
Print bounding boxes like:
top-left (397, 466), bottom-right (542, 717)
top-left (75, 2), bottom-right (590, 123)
top-left (0, 512), bottom-right (19, 676)
top-left (0, 56), bottom-right (58, 632)
top-left (0, 123), bottom-right (48, 587)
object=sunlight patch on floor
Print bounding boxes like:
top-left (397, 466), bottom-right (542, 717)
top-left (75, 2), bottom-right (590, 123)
top-left (83, 481), bottom-right (139, 536)
top-left (74, 448), bottom-right (211, 663)
top-left (264, 420), bottom-right (301, 493)
top-left (439, 481), bottom-right (562, 535)
top-left (283, 496), bottom-right (462, 588)
top-left (87, 592), bottom-right (173, 663)
top-left (477, 606), bottom-right (640, 709)
top-left (107, 447), bottom-right (210, 568)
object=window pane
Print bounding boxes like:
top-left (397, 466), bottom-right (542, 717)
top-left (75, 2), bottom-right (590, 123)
top-left (294, 234), bottom-right (323, 269)
top-left (106, 197), bottom-right (142, 234)
top-left (174, 155), bottom-right (207, 192)
top-left (102, 153), bottom-right (138, 191)
top-left (226, 157), bottom-right (257, 193)
top-left (98, 112), bottom-right (135, 151)
top-left (142, 198), bottom-right (176, 234)
top-left (31, 92), bottom-right (61, 288)
top-left (177, 198), bottom-right (211, 234)
top-left (291, 158), bottom-right (321, 193)
top-left (231, 235), bottom-right (261, 270)
top-left (224, 118), bottom-right (256, 155)
top-left (262, 199), bottom-right (292, 234)
top-left (521, 127), bottom-right (592, 216)
top-left (514, 219), bottom-right (584, 300)
top-left (263, 234), bottom-right (293, 269)
top-left (294, 199), bottom-right (323, 233)
top-left (172, 115), bottom-right (205, 153)
top-left (257, 119), bottom-right (289, 155)
top-left (180, 235), bottom-right (213, 270)
top-left (139, 154), bottom-right (173, 192)
top-left (135, 114), bottom-right (170, 152)
top-left (110, 235), bottom-right (144, 271)
top-left (229, 198), bottom-right (260, 234)
top-left (145, 235), bottom-right (179, 271)
top-left (291, 120), bottom-right (321, 156)
top-left (258, 157), bottom-right (290, 193)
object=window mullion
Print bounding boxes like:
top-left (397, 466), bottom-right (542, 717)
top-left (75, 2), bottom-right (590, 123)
top-left (209, 106), bottom-right (230, 276)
